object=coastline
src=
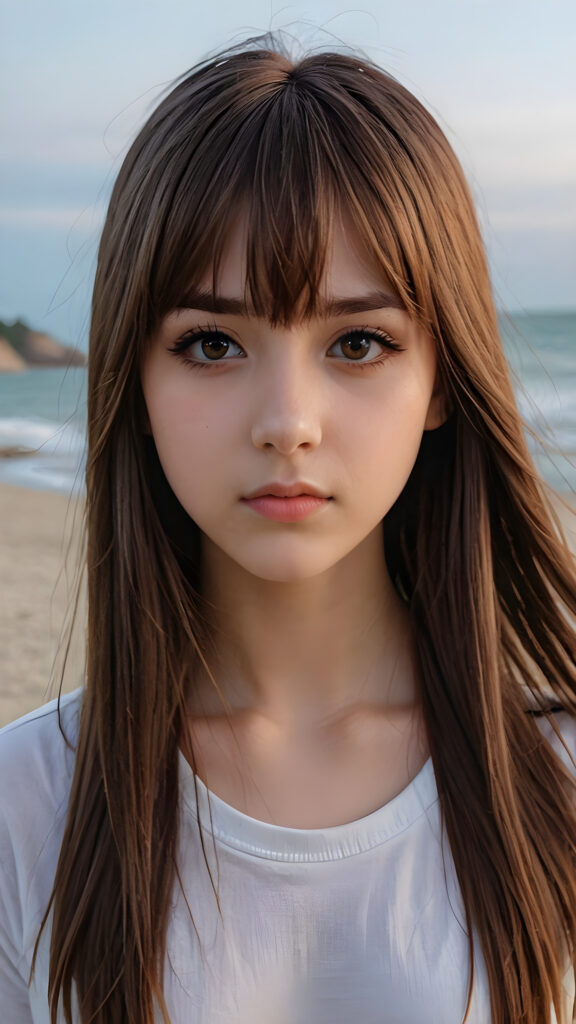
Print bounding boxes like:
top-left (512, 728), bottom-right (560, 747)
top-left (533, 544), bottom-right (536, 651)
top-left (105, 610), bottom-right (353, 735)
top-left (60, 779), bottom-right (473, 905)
top-left (1, 481), bottom-right (576, 729)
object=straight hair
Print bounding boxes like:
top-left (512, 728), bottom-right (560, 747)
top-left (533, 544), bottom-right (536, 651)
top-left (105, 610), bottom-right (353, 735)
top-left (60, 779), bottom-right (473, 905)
top-left (34, 36), bottom-right (576, 1023)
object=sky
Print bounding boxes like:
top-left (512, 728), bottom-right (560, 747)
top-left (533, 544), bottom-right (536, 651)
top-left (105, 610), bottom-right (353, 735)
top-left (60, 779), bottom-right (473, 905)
top-left (1, 0), bottom-right (575, 348)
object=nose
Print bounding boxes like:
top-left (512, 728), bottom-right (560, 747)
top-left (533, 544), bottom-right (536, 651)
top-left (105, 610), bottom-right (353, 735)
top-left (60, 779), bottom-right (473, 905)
top-left (250, 355), bottom-right (323, 454)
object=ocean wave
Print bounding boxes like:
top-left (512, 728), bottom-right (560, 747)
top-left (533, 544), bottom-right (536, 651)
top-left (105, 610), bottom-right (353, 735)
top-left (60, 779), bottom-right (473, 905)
top-left (516, 384), bottom-right (576, 447)
top-left (0, 416), bottom-right (86, 494)
top-left (0, 416), bottom-right (85, 454)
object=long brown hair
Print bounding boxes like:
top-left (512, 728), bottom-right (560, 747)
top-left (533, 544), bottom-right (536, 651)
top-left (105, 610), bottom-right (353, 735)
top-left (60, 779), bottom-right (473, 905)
top-left (35, 34), bottom-right (576, 1022)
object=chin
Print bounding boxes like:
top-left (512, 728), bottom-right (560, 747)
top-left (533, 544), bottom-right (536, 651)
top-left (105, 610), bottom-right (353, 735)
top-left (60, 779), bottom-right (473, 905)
top-left (234, 547), bottom-right (345, 584)
top-left (200, 530), bottom-right (360, 585)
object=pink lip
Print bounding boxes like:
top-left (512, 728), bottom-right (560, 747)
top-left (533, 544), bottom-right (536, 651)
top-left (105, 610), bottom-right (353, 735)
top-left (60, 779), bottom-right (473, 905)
top-left (241, 495), bottom-right (331, 522)
top-left (244, 481), bottom-right (329, 500)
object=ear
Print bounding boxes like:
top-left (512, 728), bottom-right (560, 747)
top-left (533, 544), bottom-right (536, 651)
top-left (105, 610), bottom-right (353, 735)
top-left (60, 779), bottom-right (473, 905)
top-left (424, 371), bottom-right (452, 431)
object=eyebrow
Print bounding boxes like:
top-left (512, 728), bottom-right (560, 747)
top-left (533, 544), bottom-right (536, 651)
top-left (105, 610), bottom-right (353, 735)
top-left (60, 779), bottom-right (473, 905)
top-left (175, 288), bottom-right (405, 317)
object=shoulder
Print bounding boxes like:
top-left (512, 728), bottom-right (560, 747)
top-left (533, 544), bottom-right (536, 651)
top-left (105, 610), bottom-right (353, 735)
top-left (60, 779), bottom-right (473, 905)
top-left (0, 690), bottom-right (83, 982)
top-left (0, 687), bottom-right (83, 752)
top-left (0, 689), bottom-right (83, 814)
top-left (0, 689), bottom-right (83, 871)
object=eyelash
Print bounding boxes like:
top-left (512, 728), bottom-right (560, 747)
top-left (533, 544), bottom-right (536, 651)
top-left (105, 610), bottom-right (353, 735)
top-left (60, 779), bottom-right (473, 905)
top-left (168, 325), bottom-right (404, 372)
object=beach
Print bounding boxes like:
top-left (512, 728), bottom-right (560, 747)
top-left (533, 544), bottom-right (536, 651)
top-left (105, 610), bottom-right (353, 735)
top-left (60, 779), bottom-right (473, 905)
top-left (0, 483), bottom-right (86, 728)
top-left (1, 479), bottom-right (576, 730)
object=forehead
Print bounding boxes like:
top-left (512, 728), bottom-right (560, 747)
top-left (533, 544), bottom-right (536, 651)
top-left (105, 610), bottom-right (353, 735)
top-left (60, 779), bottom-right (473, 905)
top-left (195, 210), bottom-right (399, 313)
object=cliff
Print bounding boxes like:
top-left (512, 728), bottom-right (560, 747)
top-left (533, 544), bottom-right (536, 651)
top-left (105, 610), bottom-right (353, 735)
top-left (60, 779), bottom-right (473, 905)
top-left (0, 318), bottom-right (87, 372)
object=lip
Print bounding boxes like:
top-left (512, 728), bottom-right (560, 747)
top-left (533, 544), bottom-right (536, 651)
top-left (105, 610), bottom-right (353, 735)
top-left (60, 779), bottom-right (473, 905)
top-left (242, 494), bottom-right (331, 523)
top-left (243, 481), bottom-right (331, 499)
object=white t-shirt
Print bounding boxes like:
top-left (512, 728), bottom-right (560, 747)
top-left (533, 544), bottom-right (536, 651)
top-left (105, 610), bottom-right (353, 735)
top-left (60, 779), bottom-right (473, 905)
top-left (0, 689), bottom-right (574, 1023)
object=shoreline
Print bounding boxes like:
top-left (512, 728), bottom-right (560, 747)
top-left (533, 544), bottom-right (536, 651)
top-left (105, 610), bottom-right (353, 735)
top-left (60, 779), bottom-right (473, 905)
top-left (1, 481), bottom-right (576, 729)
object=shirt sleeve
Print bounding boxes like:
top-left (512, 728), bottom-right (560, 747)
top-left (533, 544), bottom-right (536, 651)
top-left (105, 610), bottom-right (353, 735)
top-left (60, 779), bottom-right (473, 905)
top-left (0, 806), bottom-right (34, 1020)
top-left (0, 693), bottom-right (82, 1021)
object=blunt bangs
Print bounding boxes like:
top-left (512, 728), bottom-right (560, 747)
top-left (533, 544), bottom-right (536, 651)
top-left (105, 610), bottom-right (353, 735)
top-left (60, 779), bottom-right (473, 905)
top-left (138, 50), bottom-right (446, 332)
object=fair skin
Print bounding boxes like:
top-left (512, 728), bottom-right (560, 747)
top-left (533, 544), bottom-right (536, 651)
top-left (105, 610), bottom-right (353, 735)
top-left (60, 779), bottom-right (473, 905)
top-left (141, 216), bottom-right (447, 827)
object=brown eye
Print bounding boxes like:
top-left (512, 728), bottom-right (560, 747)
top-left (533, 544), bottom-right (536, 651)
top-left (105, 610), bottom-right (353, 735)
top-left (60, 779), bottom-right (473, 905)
top-left (168, 330), bottom-right (243, 363)
top-left (339, 334), bottom-right (373, 361)
top-left (198, 336), bottom-right (231, 360)
top-left (330, 329), bottom-right (403, 364)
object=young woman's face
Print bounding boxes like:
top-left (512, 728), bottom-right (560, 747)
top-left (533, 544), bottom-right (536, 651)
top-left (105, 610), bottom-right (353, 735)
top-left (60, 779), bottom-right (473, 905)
top-left (141, 219), bottom-right (444, 583)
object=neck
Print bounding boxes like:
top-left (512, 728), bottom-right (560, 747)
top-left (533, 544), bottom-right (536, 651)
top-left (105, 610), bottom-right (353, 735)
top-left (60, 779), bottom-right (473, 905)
top-left (189, 525), bottom-right (420, 731)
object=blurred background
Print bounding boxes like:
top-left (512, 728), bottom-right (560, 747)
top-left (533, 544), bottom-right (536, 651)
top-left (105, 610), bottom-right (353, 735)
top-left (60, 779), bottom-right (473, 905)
top-left (0, 0), bottom-right (575, 722)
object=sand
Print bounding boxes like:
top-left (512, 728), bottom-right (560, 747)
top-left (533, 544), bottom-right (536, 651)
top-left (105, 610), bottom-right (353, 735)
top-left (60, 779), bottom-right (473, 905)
top-left (0, 483), bottom-right (86, 728)
top-left (1, 481), bottom-right (576, 730)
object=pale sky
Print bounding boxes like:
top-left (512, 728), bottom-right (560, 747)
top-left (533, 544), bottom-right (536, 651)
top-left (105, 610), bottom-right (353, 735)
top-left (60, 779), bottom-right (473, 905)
top-left (1, 0), bottom-right (575, 346)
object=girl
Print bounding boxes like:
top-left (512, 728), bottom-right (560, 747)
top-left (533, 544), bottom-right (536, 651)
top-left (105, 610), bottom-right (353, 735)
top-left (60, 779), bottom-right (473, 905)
top-left (1, 34), bottom-right (576, 1024)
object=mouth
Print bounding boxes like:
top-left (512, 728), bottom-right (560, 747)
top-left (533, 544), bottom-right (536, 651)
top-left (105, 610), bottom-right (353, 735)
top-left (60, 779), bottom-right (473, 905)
top-left (241, 492), bottom-right (332, 522)
top-left (248, 492), bottom-right (332, 499)
top-left (243, 482), bottom-right (331, 500)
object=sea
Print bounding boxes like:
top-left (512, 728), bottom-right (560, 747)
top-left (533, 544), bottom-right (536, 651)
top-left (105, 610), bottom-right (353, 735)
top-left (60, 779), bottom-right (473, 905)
top-left (0, 311), bottom-right (575, 496)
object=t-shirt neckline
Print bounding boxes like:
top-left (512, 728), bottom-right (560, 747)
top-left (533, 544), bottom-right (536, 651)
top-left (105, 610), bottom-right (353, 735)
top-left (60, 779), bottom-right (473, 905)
top-left (178, 753), bottom-right (438, 863)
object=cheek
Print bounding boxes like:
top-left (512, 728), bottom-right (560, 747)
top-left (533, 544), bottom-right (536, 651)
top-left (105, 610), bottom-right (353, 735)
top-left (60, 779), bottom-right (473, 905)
top-left (344, 377), bottom-right (433, 495)
top-left (143, 366), bottom-right (234, 449)
top-left (142, 373), bottom-right (237, 507)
